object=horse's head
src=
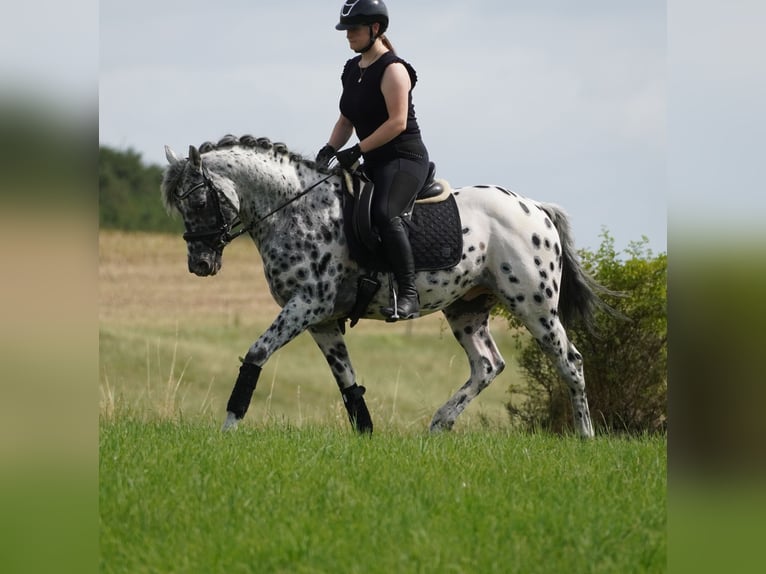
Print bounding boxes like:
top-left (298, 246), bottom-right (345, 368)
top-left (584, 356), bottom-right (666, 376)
top-left (161, 145), bottom-right (241, 277)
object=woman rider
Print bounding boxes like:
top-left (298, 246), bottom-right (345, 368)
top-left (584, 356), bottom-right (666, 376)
top-left (316, 0), bottom-right (430, 321)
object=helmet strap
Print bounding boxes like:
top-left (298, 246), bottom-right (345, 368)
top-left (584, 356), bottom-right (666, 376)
top-left (358, 25), bottom-right (377, 53)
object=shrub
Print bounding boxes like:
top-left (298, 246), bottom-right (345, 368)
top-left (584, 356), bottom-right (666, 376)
top-left (501, 231), bottom-right (667, 434)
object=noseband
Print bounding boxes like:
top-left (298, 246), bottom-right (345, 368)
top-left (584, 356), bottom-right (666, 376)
top-left (178, 168), bottom-right (249, 250)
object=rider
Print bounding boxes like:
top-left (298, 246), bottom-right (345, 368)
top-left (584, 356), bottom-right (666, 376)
top-left (316, 0), bottom-right (430, 321)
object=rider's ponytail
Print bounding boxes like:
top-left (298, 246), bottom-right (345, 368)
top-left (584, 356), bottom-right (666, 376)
top-left (381, 35), bottom-right (396, 55)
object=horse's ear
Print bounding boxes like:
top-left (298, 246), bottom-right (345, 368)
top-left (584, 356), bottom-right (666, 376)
top-left (165, 145), bottom-right (180, 165)
top-left (189, 145), bottom-right (202, 170)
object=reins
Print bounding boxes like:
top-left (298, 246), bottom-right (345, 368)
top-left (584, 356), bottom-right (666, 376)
top-left (180, 166), bottom-right (335, 249)
top-left (250, 172), bottom-right (335, 227)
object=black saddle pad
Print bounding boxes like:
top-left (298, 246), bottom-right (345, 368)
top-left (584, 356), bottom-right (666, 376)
top-left (342, 191), bottom-right (463, 272)
top-left (408, 195), bottom-right (463, 271)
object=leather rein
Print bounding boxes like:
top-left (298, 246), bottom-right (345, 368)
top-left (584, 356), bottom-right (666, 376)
top-left (178, 166), bottom-right (334, 249)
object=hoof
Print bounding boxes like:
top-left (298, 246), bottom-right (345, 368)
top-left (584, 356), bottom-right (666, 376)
top-left (221, 411), bottom-right (240, 432)
top-left (577, 419), bottom-right (595, 439)
top-left (429, 419), bottom-right (454, 434)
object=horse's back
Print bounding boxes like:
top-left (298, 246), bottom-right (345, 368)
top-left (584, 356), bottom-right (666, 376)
top-left (454, 184), bottom-right (562, 264)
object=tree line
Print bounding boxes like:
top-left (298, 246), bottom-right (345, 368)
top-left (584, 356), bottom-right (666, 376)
top-left (99, 146), bottom-right (182, 233)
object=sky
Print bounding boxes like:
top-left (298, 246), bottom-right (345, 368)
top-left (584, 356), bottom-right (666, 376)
top-left (98, 0), bottom-right (668, 254)
top-left (1, 1), bottom-right (763, 253)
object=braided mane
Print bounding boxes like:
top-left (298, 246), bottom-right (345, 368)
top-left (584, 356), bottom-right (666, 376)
top-left (161, 134), bottom-right (330, 214)
top-left (198, 134), bottom-right (327, 173)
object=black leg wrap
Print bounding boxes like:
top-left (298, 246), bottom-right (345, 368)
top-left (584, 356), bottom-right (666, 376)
top-left (341, 384), bottom-right (373, 434)
top-left (226, 362), bottom-right (261, 419)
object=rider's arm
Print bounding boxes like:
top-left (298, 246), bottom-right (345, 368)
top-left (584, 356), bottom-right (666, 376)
top-left (327, 114), bottom-right (355, 151)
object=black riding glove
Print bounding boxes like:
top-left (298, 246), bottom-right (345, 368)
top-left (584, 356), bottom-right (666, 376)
top-left (315, 144), bottom-right (335, 169)
top-left (335, 144), bottom-right (362, 171)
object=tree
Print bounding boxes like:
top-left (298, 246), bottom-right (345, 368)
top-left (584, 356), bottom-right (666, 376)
top-left (99, 146), bottom-right (182, 233)
top-left (501, 231), bottom-right (667, 434)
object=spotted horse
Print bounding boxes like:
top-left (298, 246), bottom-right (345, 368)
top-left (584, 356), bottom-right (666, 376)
top-left (161, 135), bottom-right (615, 438)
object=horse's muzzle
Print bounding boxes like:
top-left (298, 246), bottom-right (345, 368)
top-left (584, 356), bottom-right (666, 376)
top-left (188, 253), bottom-right (221, 276)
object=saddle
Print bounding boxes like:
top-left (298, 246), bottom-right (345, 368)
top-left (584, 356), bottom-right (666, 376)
top-left (345, 162), bottom-right (450, 254)
top-left (341, 162), bottom-right (463, 326)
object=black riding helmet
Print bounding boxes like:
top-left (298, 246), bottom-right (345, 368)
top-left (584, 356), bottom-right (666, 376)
top-left (335, 0), bottom-right (389, 34)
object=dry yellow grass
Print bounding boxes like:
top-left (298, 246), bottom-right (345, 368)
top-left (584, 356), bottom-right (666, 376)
top-left (99, 230), bottom-right (279, 327)
top-left (100, 230), bottom-right (451, 334)
top-left (99, 230), bottom-right (522, 430)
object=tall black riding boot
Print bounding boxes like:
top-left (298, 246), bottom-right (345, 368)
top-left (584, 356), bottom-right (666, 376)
top-left (380, 217), bottom-right (420, 321)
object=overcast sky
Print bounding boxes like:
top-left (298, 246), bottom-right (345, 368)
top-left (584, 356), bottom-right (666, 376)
top-left (97, 0), bottom-right (667, 253)
top-left (96, 1), bottom-right (766, 255)
top-left (2, 1), bottom-right (764, 254)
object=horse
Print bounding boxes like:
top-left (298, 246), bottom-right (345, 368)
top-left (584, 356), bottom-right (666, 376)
top-left (161, 134), bottom-right (613, 438)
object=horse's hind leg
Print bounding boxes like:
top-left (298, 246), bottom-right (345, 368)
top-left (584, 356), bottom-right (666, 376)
top-left (308, 322), bottom-right (372, 434)
top-left (524, 315), bottom-right (594, 438)
top-left (430, 295), bottom-right (505, 432)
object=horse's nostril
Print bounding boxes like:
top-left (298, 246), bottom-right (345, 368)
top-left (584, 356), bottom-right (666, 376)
top-left (189, 259), bottom-right (211, 275)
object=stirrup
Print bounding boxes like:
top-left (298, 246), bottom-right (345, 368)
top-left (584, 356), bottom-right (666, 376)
top-left (383, 273), bottom-right (419, 322)
top-left (386, 272), bottom-right (400, 322)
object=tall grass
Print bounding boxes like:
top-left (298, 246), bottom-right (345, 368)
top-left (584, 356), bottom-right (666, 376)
top-left (100, 420), bottom-right (666, 573)
top-left (99, 316), bottom-right (522, 432)
top-left (99, 230), bottom-right (521, 430)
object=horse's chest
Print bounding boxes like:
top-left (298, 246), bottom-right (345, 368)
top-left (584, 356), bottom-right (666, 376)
top-left (259, 236), bottom-right (349, 308)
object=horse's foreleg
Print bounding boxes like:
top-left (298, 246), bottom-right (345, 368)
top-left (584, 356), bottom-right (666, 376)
top-left (308, 322), bottom-right (372, 434)
top-left (222, 297), bottom-right (327, 431)
top-left (222, 362), bottom-right (262, 430)
top-left (430, 296), bottom-right (505, 432)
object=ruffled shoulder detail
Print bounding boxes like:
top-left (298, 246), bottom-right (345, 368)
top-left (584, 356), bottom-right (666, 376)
top-left (379, 52), bottom-right (418, 88)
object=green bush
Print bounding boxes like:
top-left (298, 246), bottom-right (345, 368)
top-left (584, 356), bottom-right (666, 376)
top-left (501, 231), bottom-right (667, 434)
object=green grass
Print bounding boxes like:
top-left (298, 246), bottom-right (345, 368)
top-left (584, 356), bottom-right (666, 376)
top-left (99, 319), bottom-right (523, 431)
top-left (99, 232), bottom-right (666, 573)
top-left (100, 420), bottom-right (666, 573)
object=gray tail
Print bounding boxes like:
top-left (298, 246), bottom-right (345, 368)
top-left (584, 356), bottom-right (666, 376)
top-left (541, 203), bottom-right (623, 332)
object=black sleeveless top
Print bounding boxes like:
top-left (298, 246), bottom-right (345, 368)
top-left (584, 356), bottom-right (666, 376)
top-left (339, 51), bottom-right (423, 164)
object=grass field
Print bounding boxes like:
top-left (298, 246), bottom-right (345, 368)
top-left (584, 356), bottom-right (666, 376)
top-left (99, 230), bottom-right (667, 573)
top-left (99, 230), bottom-right (523, 429)
top-left (100, 421), bottom-right (666, 573)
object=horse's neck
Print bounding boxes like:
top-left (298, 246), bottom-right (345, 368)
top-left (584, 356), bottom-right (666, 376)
top-left (206, 149), bottom-right (296, 213)
top-left (207, 148), bottom-right (336, 241)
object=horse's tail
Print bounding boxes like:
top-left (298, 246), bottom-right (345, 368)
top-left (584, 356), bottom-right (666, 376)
top-left (541, 203), bottom-right (622, 332)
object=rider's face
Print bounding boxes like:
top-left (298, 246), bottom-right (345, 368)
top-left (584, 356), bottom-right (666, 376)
top-left (345, 23), bottom-right (379, 51)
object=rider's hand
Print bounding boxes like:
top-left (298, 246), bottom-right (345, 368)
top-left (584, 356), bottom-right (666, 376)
top-left (315, 144), bottom-right (335, 169)
top-left (335, 144), bottom-right (362, 171)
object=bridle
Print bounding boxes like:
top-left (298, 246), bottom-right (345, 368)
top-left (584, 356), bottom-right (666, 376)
top-left (177, 167), bottom-right (248, 250)
top-left (177, 165), bottom-right (334, 250)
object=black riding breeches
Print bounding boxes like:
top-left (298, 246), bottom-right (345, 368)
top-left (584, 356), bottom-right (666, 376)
top-left (364, 152), bottom-right (430, 233)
